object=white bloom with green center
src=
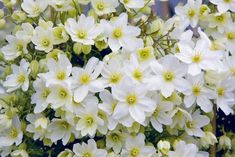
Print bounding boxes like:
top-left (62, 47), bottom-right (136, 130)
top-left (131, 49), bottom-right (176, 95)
top-left (124, 54), bottom-right (153, 84)
top-left (215, 77), bottom-right (235, 115)
top-left (32, 27), bottom-right (54, 53)
top-left (1, 34), bottom-right (29, 60)
top-left (26, 113), bottom-right (49, 140)
top-left (99, 90), bottom-right (119, 130)
top-left (53, 26), bottom-right (69, 45)
top-left (176, 29), bottom-right (221, 76)
top-left (150, 55), bottom-right (187, 98)
top-left (0, 116), bottom-right (23, 147)
top-left (185, 110), bottom-right (210, 137)
top-left (224, 54), bottom-right (235, 77)
top-left (46, 118), bottom-right (74, 145)
top-left (170, 107), bottom-right (192, 130)
top-left (120, 0), bottom-right (145, 9)
top-left (3, 59), bottom-right (30, 92)
top-left (150, 94), bottom-right (173, 133)
top-left (168, 141), bottom-right (209, 157)
top-left (175, 0), bottom-right (201, 28)
top-left (101, 13), bottom-right (143, 52)
top-left (208, 12), bottom-right (232, 33)
top-left (15, 23), bottom-right (34, 43)
top-left (121, 133), bottom-right (156, 157)
top-left (101, 56), bottom-right (124, 87)
top-left (106, 131), bottom-right (124, 153)
top-left (76, 104), bottom-right (104, 137)
top-left (21, 0), bottom-right (48, 17)
top-left (73, 139), bottom-right (107, 157)
top-left (182, 73), bottom-right (214, 113)
top-left (65, 14), bottom-right (102, 45)
top-left (47, 83), bottom-right (72, 109)
top-left (221, 23), bottom-right (235, 54)
top-left (31, 77), bottom-right (51, 113)
top-left (71, 57), bottom-right (104, 102)
top-left (210, 0), bottom-right (235, 13)
top-left (41, 54), bottom-right (72, 86)
top-left (49, 0), bottom-right (73, 11)
top-left (91, 0), bottom-right (119, 15)
top-left (112, 79), bottom-right (155, 125)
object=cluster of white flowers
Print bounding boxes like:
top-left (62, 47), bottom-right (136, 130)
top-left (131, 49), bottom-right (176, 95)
top-left (0, 0), bottom-right (234, 156)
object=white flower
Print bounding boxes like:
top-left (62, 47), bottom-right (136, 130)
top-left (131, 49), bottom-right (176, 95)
top-left (170, 107), bottom-right (192, 129)
top-left (121, 133), bottom-right (156, 157)
top-left (31, 77), bottom-right (51, 113)
top-left (221, 22), bottom-right (235, 54)
top-left (200, 132), bottom-right (217, 149)
top-left (32, 27), bottom-right (54, 52)
top-left (157, 140), bottom-right (170, 156)
top-left (47, 118), bottom-right (74, 145)
top-left (1, 34), bottom-right (29, 60)
top-left (11, 149), bottom-right (29, 157)
top-left (120, 0), bottom-right (145, 9)
top-left (65, 14), bottom-right (102, 45)
top-left (71, 57), bottom-right (104, 102)
top-left (16, 23), bottom-right (34, 43)
top-left (150, 94), bottom-right (173, 133)
top-left (112, 79), bottom-right (155, 125)
top-left (21, 0), bottom-right (48, 17)
top-left (76, 103), bottom-right (104, 137)
top-left (101, 56), bottom-right (124, 87)
top-left (209, 0), bottom-right (235, 13)
top-left (106, 131), bottom-right (124, 153)
top-left (3, 59), bottom-right (30, 92)
top-left (99, 90), bottom-right (119, 130)
top-left (219, 135), bottom-right (232, 150)
top-left (175, 0), bottom-right (202, 28)
top-left (73, 139), bottom-right (107, 157)
top-left (168, 141), bottom-right (209, 157)
top-left (185, 110), bottom-right (210, 137)
top-left (101, 13), bottom-right (143, 52)
top-left (150, 55), bottom-right (187, 98)
top-left (91, 0), bottom-right (119, 15)
top-left (176, 30), bottom-right (221, 76)
top-left (47, 83), bottom-right (72, 109)
top-left (182, 73), bottom-right (214, 113)
top-left (49, 0), bottom-right (73, 11)
top-left (26, 113), bottom-right (49, 140)
top-left (215, 77), bottom-right (235, 115)
top-left (53, 26), bottom-right (69, 45)
top-left (0, 116), bottom-right (23, 147)
top-left (41, 54), bottom-right (72, 86)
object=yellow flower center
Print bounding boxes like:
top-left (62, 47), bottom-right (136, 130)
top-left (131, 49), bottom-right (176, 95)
top-left (77, 30), bottom-right (87, 39)
top-left (226, 32), bottom-right (235, 40)
top-left (9, 128), bottom-right (18, 138)
top-left (57, 71), bottom-right (66, 80)
top-left (97, 2), bottom-right (105, 11)
top-left (192, 85), bottom-right (201, 96)
top-left (163, 71), bottom-right (175, 82)
top-left (224, 0), bottom-right (232, 3)
top-left (79, 73), bottom-right (91, 85)
top-left (130, 147), bottom-right (140, 157)
top-left (17, 74), bottom-right (25, 84)
top-left (186, 121), bottom-right (195, 129)
top-left (217, 87), bottom-right (225, 97)
top-left (113, 27), bottom-right (123, 39)
top-left (200, 5), bottom-right (208, 15)
top-left (61, 121), bottom-right (69, 129)
top-left (126, 94), bottom-right (137, 106)
top-left (109, 73), bottom-right (122, 84)
top-left (215, 14), bottom-right (226, 23)
top-left (138, 47), bottom-right (151, 61)
top-left (54, 28), bottom-right (63, 39)
top-left (42, 88), bottom-right (50, 98)
top-left (83, 152), bottom-right (92, 157)
top-left (133, 69), bottom-right (143, 81)
top-left (192, 54), bottom-right (202, 63)
top-left (42, 38), bottom-right (50, 47)
top-left (59, 89), bottom-right (68, 99)
top-left (111, 133), bottom-right (120, 142)
top-left (16, 43), bottom-right (24, 52)
top-left (188, 9), bottom-right (196, 18)
top-left (85, 116), bottom-right (94, 126)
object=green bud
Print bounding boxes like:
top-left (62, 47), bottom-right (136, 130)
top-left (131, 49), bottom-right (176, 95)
top-left (46, 49), bottom-right (63, 61)
top-left (73, 43), bottom-right (82, 55)
top-left (12, 10), bottom-right (27, 23)
top-left (4, 65), bottom-right (12, 76)
top-left (146, 18), bottom-right (164, 36)
top-left (82, 45), bottom-right (92, 54)
top-left (58, 149), bottom-right (74, 157)
top-left (204, 124), bottom-right (213, 132)
top-left (96, 139), bottom-right (105, 149)
top-left (38, 59), bottom-right (48, 73)
top-left (18, 143), bottom-right (27, 150)
top-left (67, 9), bottom-right (77, 18)
top-left (0, 19), bottom-right (6, 29)
top-left (0, 10), bottom-right (4, 19)
top-left (95, 40), bottom-right (108, 51)
top-left (30, 60), bottom-right (39, 77)
top-left (43, 138), bottom-right (53, 147)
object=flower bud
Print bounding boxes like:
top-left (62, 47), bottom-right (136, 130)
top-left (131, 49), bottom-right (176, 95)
top-left (146, 18), bottom-right (164, 36)
top-left (12, 11), bottom-right (27, 23)
top-left (157, 140), bottom-right (170, 155)
top-left (219, 135), bottom-right (231, 150)
top-left (73, 43), bottom-right (82, 55)
top-left (95, 39), bottom-right (108, 51)
top-left (82, 45), bottom-right (92, 54)
top-left (200, 132), bottom-right (217, 149)
top-left (0, 19), bottom-right (6, 29)
top-left (30, 60), bottom-right (39, 77)
top-left (0, 9), bottom-right (4, 19)
top-left (58, 149), bottom-right (74, 157)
